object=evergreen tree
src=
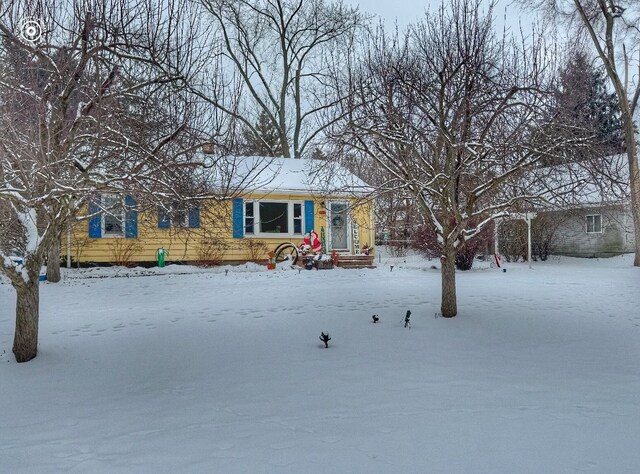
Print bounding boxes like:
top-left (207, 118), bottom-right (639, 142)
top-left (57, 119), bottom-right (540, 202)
top-left (239, 110), bottom-right (284, 157)
top-left (553, 52), bottom-right (624, 159)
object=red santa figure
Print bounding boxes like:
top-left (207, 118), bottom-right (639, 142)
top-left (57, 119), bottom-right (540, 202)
top-left (300, 230), bottom-right (322, 255)
top-left (309, 230), bottom-right (322, 254)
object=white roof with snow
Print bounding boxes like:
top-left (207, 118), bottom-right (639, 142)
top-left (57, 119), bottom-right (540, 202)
top-left (209, 155), bottom-right (372, 197)
top-left (533, 154), bottom-right (631, 208)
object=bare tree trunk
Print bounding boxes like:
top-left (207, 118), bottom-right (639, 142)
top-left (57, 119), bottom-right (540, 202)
top-left (440, 246), bottom-right (457, 318)
top-left (624, 137), bottom-right (640, 267)
top-left (13, 279), bottom-right (40, 363)
top-left (46, 238), bottom-right (61, 282)
top-left (628, 157), bottom-right (640, 267)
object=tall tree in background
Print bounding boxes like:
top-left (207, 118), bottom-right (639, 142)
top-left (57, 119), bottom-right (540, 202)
top-left (194, 0), bottom-right (363, 158)
top-left (522, 0), bottom-right (640, 267)
top-left (552, 51), bottom-right (623, 160)
top-left (341, 0), bottom-right (577, 317)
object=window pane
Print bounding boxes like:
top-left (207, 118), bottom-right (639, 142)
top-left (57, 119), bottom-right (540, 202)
top-left (103, 196), bottom-right (123, 235)
top-left (245, 202), bottom-right (255, 233)
top-left (104, 215), bottom-right (123, 234)
top-left (259, 202), bottom-right (288, 233)
top-left (103, 196), bottom-right (118, 209)
top-left (174, 210), bottom-right (187, 227)
top-left (294, 219), bottom-right (302, 234)
top-left (293, 203), bottom-right (301, 218)
top-left (587, 215), bottom-right (602, 233)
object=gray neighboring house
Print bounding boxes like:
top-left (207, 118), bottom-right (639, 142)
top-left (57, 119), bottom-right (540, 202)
top-left (545, 204), bottom-right (635, 257)
top-left (539, 154), bottom-right (636, 257)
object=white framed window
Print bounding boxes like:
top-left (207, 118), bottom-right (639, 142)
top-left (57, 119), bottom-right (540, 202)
top-left (244, 200), bottom-right (304, 237)
top-left (244, 201), bottom-right (255, 234)
top-left (293, 203), bottom-right (303, 234)
top-left (101, 195), bottom-right (125, 237)
top-left (586, 214), bottom-right (602, 233)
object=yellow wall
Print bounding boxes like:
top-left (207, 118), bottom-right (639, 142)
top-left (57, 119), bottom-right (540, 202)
top-left (67, 194), bottom-right (374, 264)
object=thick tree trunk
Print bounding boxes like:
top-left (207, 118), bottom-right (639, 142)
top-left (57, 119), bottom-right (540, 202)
top-left (440, 246), bottom-right (457, 317)
top-left (626, 145), bottom-right (640, 267)
top-left (13, 278), bottom-right (40, 363)
top-left (46, 238), bottom-right (61, 282)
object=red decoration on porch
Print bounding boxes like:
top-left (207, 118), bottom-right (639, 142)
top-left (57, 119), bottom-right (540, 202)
top-left (299, 230), bottom-right (322, 255)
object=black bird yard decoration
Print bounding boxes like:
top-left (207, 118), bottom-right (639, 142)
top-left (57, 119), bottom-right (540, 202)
top-left (319, 332), bottom-right (331, 348)
top-left (372, 314), bottom-right (379, 323)
top-left (404, 310), bottom-right (411, 328)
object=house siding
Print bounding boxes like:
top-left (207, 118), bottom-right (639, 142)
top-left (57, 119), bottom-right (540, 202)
top-left (67, 193), bottom-right (374, 265)
top-left (549, 205), bottom-right (635, 257)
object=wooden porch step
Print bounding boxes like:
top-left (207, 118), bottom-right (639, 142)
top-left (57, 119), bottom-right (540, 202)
top-left (334, 254), bottom-right (376, 269)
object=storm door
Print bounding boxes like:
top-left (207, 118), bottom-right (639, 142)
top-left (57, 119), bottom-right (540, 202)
top-left (329, 202), bottom-right (349, 251)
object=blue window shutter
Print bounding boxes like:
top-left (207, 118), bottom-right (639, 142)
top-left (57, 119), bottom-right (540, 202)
top-left (158, 207), bottom-right (170, 229)
top-left (232, 198), bottom-right (244, 238)
top-left (188, 206), bottom-right (201, 228)
top-left (88, 196), bottom-right (102, 238)
top-left (124, 195), bottom-right (138, 238)
top-left (304, 200), bottom-right (314, 233)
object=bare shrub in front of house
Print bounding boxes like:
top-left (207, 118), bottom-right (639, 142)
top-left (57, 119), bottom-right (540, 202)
top-left (108, 240), bottom-right (143, 267)
top-left (531, 215), bottom-right (562, 261)
top-left (197, 233), bottom-right (229, 267)
top-left (242, 239), bottom-right (269, 263)
top-left (498, 215), bottom-right (562, 262)
top-left (71, 235), bottom-right (91, 268)
top-left (498, 220), bottom-right (528, 262)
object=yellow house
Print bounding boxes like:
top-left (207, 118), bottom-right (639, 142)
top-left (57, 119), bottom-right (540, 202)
top-left (67, 156), bottom-right (375, 267)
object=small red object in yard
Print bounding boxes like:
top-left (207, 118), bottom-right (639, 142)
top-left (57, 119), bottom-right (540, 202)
top-left (267, 251), bottom-right (276, 270)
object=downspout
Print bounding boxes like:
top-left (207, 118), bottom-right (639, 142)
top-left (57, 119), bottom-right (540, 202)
top-left (66, 223), bottom-right (71, 268)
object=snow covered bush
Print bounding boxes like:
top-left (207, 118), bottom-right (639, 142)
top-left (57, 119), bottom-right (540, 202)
top-left (412, 220), bottom-right (492, 270)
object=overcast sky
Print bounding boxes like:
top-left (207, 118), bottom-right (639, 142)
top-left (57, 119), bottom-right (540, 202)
top-left (346, 0), bottom-right (535, 35)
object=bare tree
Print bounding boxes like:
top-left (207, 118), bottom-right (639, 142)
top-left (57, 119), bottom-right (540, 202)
top-left (0, 0), bottom-right (207, 362)
top-left (340, 0), bottom-right (578, 317)
top-left (521, 0), bottom-right (640, 266)
top-left (194, 0), bottom-right (363, 158)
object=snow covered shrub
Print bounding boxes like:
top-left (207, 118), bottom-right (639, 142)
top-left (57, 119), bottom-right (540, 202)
top-left (412, 220), bottom-right (492, 270)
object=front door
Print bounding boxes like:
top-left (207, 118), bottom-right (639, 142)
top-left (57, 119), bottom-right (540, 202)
top-left (329, 202), bottom-right (349, 251)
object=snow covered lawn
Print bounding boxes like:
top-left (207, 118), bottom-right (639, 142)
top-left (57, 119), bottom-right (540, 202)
top-left (1, 255), bottom-right (639, 473)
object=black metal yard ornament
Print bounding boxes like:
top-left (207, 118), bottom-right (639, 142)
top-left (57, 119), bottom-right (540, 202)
top-left (404, 310), bottom-right (411, 328)
top-left (319, 332), bottom-right (331, 348)
top-left (372, 314), bottom-right (379, 323)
